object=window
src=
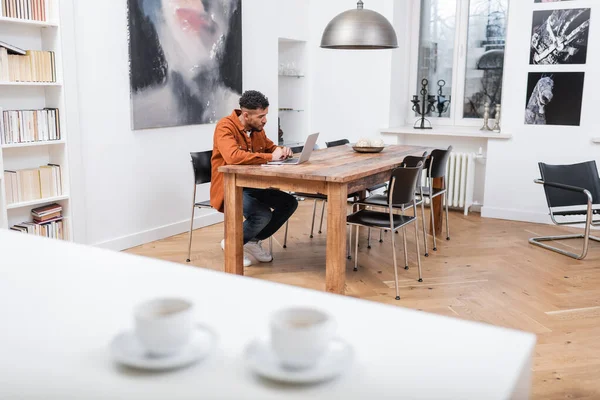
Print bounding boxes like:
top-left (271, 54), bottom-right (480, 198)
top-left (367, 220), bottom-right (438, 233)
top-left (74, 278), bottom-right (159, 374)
top-left (412, 0), bottom-right (509, 125)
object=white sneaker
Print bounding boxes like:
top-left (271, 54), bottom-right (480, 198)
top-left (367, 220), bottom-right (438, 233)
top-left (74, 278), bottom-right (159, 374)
top-left (244, 240), bottom-right (273, 263)
top-left (220, 239), bottom-right (252, 267)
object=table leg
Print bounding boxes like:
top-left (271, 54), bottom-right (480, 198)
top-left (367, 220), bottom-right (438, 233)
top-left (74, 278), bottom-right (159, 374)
top-left (429, 177), bottom-right (444, 236)
top-left (224, 173), bottom-right (244, 275)
top-left (326, 183), bottom-right (348, 294)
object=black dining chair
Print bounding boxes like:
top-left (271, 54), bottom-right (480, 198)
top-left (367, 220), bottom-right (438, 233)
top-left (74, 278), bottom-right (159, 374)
top-left (347, 162), bottom-right (425, 300)
top-left (186, 151), bottom-right (273, 262)
top-left (420, 146), bottom-right (453, 252)
top-left (352, 152), bottom-right (429, 267)
top-left (529, 160), bottom-right (600, 260)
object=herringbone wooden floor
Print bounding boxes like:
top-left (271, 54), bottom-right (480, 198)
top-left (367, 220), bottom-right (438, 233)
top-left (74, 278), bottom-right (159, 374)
top-left (126, 201), bottom-right (600, 399)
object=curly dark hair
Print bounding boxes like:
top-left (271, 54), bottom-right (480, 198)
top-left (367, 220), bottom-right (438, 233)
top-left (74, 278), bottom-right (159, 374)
top-left (239, 90), bottom-right (270, 110)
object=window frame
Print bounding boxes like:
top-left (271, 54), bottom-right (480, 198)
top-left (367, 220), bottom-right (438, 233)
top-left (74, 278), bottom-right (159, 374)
top-left (407, 0), bottom-right (509, 127)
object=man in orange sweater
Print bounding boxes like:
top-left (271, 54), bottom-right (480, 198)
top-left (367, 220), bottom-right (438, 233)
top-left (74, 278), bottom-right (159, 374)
top-left (211, 90), bottom-right (298, 267)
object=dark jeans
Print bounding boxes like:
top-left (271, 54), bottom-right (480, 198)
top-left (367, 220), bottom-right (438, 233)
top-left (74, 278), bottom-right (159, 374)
top-left (243, 188), bottom-right (298, 244)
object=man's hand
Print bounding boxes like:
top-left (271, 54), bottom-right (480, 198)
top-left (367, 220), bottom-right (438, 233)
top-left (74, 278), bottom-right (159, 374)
top-left (271, 147), bottom-right (285, 160)
top-left (282, 146), bottom-right (293, 158)
top-left (272, 146), bottom-right (293, 161)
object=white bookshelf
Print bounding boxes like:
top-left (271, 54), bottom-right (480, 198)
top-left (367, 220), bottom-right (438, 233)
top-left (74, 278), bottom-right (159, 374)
top-left (0, 0), bottom-right (73, 241)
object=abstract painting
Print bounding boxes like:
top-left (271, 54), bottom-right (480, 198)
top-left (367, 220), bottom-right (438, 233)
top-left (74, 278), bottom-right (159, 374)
top-left (524, 72), bottom-right (584, 126)
top-left (127, 0), bottom-right (242, 130)
top-left (530, 8), bottom-right (590, 65)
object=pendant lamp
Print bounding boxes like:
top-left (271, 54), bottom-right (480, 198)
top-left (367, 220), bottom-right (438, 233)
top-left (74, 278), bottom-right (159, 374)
top-left (320, 1), bottom-right (398, 50)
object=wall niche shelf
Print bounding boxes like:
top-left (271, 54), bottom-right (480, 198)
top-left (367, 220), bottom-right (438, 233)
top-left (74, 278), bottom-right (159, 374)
top-left (277, 38), bottom-right (308, 145)
top-left (592, 138), bottom-right (600, 144)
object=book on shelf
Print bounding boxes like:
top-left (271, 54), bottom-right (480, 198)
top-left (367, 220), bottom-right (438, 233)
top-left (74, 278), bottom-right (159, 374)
top-left (0, 107), bottom-right (61, 144)
top-left (1, 0), bottom-right (47, 21)
top-left (10, 218), bottom-right (68, 241)
top-left (3, 164), bottom-right (63, 204)
top-left (0, 46), bottom-right (56, 83)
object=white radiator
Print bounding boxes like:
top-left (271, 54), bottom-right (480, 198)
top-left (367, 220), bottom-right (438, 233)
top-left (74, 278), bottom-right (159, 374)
top-left (421, 152), bottom-right (477, 216)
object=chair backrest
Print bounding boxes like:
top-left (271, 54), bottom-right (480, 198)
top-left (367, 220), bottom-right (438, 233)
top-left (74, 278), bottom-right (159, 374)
top-left (190, 150), bottom-right (213, 184)
top-left (325, 139), bottom-right (350, 148)
top-left (402, 152), bottom-right (428, 186)
top-left (539, 161), bottom-right (600, 207)
top-left (289, 145), bottom-right (304, 154)
top-left (387, 163), bottom-right (424, 206)
top-left (426, 146), bottom-right (453, 179)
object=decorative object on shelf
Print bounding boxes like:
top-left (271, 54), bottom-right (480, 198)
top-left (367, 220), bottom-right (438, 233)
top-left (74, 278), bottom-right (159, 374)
top-left (278, 118), bottom-right (284, 145)
top-left (278, 62), bottom-right (301, 76)
top-left (411, 78), bottom-right (436, 129)
top-left (480, 102), bottom-right (493, 131)
top-left (127, 0), bottom-right (242, 129)
top-left (492, 104), bottom-right (502, 133)
top-left (320, 1), bottom-right (398, 50)
top-left (435, 80), bottom-right (451, 117)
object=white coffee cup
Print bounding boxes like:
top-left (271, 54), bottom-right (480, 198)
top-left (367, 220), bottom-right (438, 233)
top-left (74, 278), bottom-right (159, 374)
top-left (270, 307), bottom-right (336, 369)
top-left (134, 297), bottom-right (193, 357)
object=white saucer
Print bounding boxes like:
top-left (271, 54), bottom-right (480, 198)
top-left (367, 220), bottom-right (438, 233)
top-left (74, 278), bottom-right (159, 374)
top-left (109, 324), bottom-right (217, 371)
top-left (244, 337), bottom-right (353, 384)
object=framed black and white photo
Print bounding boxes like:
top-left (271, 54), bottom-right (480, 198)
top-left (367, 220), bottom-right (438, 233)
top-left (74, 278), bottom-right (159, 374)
top-left (127, 0), bottom-right (243, 130)
top-left (530, 8), bottom-right (591, 65)
top-left (524, 72), bottom-right (585, 126)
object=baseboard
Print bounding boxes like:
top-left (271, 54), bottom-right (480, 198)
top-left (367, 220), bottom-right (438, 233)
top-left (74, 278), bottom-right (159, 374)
top-left (93, 211), bottom-right (224, 251)
top-left (481, 206), bottom-right (552, 225)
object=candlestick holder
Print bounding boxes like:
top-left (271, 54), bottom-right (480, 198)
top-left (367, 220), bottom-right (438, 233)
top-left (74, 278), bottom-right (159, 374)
top-left (435, 79), bottom-right (451, 117)
top-left (411, 78), bottom-right (437, 129)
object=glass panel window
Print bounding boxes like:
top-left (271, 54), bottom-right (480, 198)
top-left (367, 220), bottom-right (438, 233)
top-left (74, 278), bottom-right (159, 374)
top-left (463, 0), bottom-right (508, 119)
top-left (417, 0), bottom-right (458, 118)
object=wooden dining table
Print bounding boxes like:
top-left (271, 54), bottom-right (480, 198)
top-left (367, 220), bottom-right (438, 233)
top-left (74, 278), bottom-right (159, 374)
top-left (219, 144), bottom-right (432, 295)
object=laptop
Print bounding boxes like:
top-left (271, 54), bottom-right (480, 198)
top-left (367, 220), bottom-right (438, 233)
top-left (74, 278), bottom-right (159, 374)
top-left (267, 132), bottom-right (320, 165)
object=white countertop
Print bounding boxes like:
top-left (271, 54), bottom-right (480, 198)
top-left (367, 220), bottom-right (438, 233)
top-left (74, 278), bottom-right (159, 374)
top-left (381, 125), bottom-right (513, 139)
top-left (0, 230), bottom-right (536, 399)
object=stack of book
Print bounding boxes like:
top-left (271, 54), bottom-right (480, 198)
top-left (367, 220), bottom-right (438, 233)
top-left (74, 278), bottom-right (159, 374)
top-left (0, 42), bottom-right (56, 83)
top-left (1, 108), bottom-right (60, 144)
top-left (10, 203), bottom-right (68, 240)
top-left (1, 0), bottom-right (47, 21)
top-left (3, 164), bottom-right (63, 204)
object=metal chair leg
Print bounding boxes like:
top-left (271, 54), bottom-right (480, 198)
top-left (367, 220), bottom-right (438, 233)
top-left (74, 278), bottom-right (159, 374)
top-left (402, 227), bottom-right (408, 270)
top-left (367, 228), bottom-right (371, 249)
top-left (379, 229), bottom-right (383, 243)
top-left (529, 234), bottom-right (599, 260)
top-left (445, 191), bottom-right (450, 241)
top-left (414, 206), bottom-right (423, 282)
top-left (318, 200), bottom-right (326, 234)
top-left (283, 220), bottom-right (288, 248)
top-left (348, 203), bottom-right (357, 260)
top-left (186, 185), bottom-right (197, 263)
top-left (354, 225), bottom-right (359, 271)
top-left (430, 193), bottom-right (437, 252)
top-left (420, 199), bottom-right (429, 257)
top-left (390, 226), bottom-right (400, 300)
top-left (268, 236), bottom-right (273, 258)
top-left (309, 200), bottom-right (317, 238)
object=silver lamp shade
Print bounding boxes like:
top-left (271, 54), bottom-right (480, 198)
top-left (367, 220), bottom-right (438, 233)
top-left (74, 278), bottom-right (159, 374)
top-left (320, 1), bottom-right (398, 50)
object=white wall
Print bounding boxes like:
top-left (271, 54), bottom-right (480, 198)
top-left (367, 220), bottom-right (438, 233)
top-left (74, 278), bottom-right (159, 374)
top-left (482, 0), bottom-right (600, 223)
top-left (72, 0), bottom-right (279, 250)
top-left (308, 0), bottom-right (395, 147)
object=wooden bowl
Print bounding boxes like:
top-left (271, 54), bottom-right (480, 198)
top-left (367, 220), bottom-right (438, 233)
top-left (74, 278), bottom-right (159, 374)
top-left (351, 145), bottom-right (385, 153)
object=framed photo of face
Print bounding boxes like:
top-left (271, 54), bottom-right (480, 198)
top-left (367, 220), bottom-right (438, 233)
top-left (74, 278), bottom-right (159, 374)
top-left (127, 0), bottom-right (243, 130)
